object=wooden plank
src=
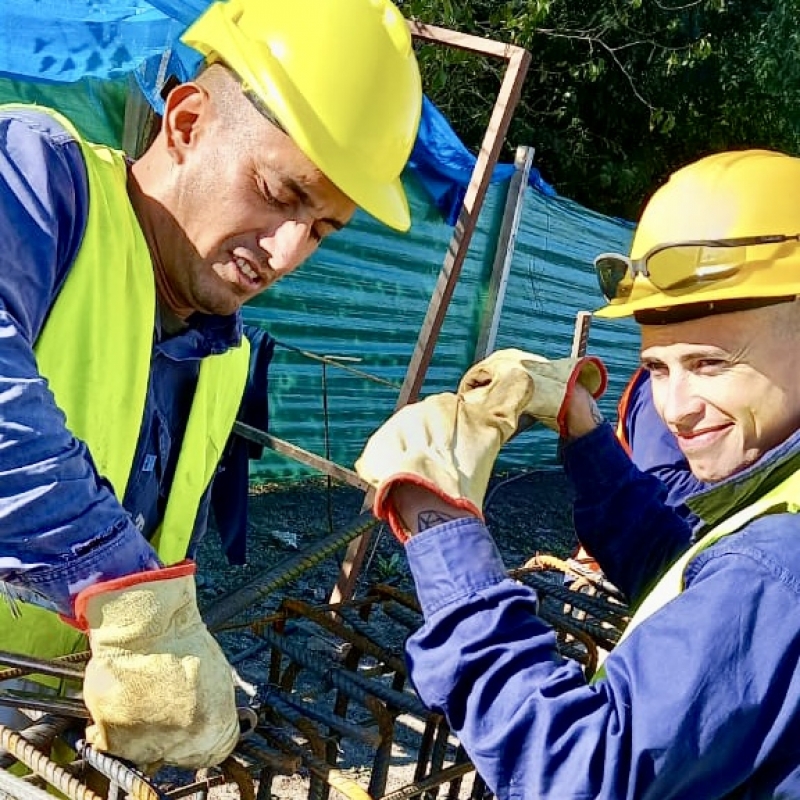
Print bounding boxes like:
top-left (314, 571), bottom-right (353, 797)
top-left (410, 20), bottom-right (523, 58)
top-left (570, 310), bottom-right (593, 358)
top-left (474, 145), bottom-right (535, 360)
top-left (393, 43), bottom-right (531, 409)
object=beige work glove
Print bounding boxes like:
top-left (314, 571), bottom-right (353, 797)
top-left (355, 361), bottom-right (534, 541)
top-left (355, 349), bottom-right (607, 541)
top-left (459, 348), bottom-right (607, 437)
top-left (73, 562), bottom-right (239, 771)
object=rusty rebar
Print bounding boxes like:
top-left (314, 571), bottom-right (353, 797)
top-left (204, 514), bottom-right (379, 631)
top-left (260, 628), bottom-right (429, 719)
top-left (282, 599), bottom-right (406, 677)
top-left (0, 715), bottom-right (75, 770)
top-left (0, 725), bottom-right (101, 800)
top-left (0, 692), bottom-right (88, 720)
top-left (257, 725), bottom-right (372, 800)
top-left (378, 763), bottom-right (476, 800)
top-left (0, 652), bottom-right (87, 683)
top-left (66, 737), bottom-right (166, 800)
top-left (258, 686), bottom-right (381, 748)
top-left (0, 765), bottom-right (59, 800)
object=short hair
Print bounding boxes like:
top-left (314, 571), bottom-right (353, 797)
top-left (765, 296), bottom-right (800, 342)
top-left (195, 62), bottom-right (286, 135)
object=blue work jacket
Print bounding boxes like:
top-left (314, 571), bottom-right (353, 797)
top-left (404, 422), bottom-right (800, 799)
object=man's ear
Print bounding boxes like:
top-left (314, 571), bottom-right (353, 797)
top-left (161, 83), bottom-right (210, 164)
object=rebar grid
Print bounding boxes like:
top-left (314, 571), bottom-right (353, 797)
top-left (236, 586), bottom-right (478, 800)
top-left (510, 559), bottom-right (631, 677)
top-left (1, 565), bottom-right (626, 800)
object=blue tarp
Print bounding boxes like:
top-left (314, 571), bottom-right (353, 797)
top-left (0, 0), bottom-right (556, 224)
top-left (409, 96), bottom-right (556, 224)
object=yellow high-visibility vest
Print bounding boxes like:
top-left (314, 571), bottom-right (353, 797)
top-left (0, 107), bottom-right (250, 686)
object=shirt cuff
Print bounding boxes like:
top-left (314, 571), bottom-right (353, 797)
top-left (405, 517), bottom-right (508, 617)
top-left (12, 519), bottom-right (162, 616)
top-left (562, 421), bottom-right (638, 504)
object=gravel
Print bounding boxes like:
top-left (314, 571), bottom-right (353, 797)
top-left (183, 469), bottom-right (579, 800)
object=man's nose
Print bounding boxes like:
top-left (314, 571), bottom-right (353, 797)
top-left (259, 219), bottom-right (316, 274)
top-left (660, 372), bottom-right (703, 426)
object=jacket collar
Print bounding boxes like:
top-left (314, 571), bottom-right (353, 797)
top-left (687, 426), bottom-right (800, 533)
top-left (155, 307), bottom-right (243, 359)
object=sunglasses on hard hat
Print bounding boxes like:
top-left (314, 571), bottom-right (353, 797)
top-left (594, 234), bottom-right (800, 303)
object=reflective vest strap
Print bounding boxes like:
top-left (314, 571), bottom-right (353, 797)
top-left (30, 107), bottom-right (153, 499)
top-left (592, 464), bottom-right (800, 682)
top-left (0, 603), bottom-right (86, 692)
top-left (0, 338), bottom-right (250, 672)
top-left (151, 336), bottom-right (251, 565)
top-left (0, 106), bottom-right (150, 688)
top-left (615, 367), bottom-right (646, 456)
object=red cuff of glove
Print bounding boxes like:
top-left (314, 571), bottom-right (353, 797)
top-left (66, 561), bottom-right (196, 631)
top-left (555, 356), bottom-right (608, 437)
top-left (373, 475), bottom-right (483, 543)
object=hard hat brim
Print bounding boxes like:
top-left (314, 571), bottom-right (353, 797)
top-left (594, 256), bottom-right (800, 319)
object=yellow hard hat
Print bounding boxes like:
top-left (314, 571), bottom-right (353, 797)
top-left (182, 0), bottom-right (422, 231)
top-left (595, 149), bottom-right (800, 318)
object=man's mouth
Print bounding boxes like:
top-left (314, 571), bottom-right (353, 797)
top-left (235, 256), bottom-right (259, 282)
top-left (676, 423), bottom-right (732, 452)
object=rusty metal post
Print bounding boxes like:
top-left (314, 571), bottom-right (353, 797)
top-left (331, 25), bottom-right (532, 606)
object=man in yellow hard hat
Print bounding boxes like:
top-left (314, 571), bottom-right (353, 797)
top-left (356, 149), bottom-right (800, 797)
top-left (0, 0), bottom-right (421, 771)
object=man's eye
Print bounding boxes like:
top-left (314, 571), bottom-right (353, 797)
top-left (266, 191), bottom-right (290, 209)
top-left (641, 361), bottom-right (664, 375)
top-left (258, 179), bottom-right (290, 209)
top-left (695, 358), bottom-right (726, 372)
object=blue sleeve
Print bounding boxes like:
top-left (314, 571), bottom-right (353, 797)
top-left (0, 110), bottom-right (159, 616)
top-left (562, 422), bottom-right (692, 604)
top-left (404, 518), bottom-right (800, 799)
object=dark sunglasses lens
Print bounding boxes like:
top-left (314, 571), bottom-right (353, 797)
top-left (595, 256), bottom-right (632, 301)
top-left (647, 245), bottom-right (744, 291)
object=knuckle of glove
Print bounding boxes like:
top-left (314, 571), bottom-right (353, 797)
top-left (355, 393), bottom-right (460, 487)
top-left (460, 360), bottom-right (534, 409)
top-left (575, 356), bottom-right (608, 398)
top-left (84, 643), bottom-right (239, 768)
top-left (459, 349), bottom-right (565, 437)
top-left (449, 350), bottom-right (608, 438)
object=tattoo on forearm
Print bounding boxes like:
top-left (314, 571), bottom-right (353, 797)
top-left (417, 509), bottom-right (457, 531)
top-left (566, 397), bottom-right (605, 441)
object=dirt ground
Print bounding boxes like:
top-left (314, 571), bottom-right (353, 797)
top-left (188, 469), bottom-right (580, 800)
top-left (197, 468), bottom-right (578, 605)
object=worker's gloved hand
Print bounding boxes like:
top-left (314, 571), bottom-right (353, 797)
top-left (73, 562), bottom-right (238, 771)
top-left (355, 361), bottom-right (533, 541)
top-left (458, 348), bottom-right (607, 437)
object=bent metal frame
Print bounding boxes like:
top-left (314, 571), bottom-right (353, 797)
top-left (227, 20), bottom-right (533, 613)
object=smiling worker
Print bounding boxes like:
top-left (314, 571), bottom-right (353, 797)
top-left (0, 0), bottom-right (421, 770)
top-left (356, 149), bottom-right (800, 797)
